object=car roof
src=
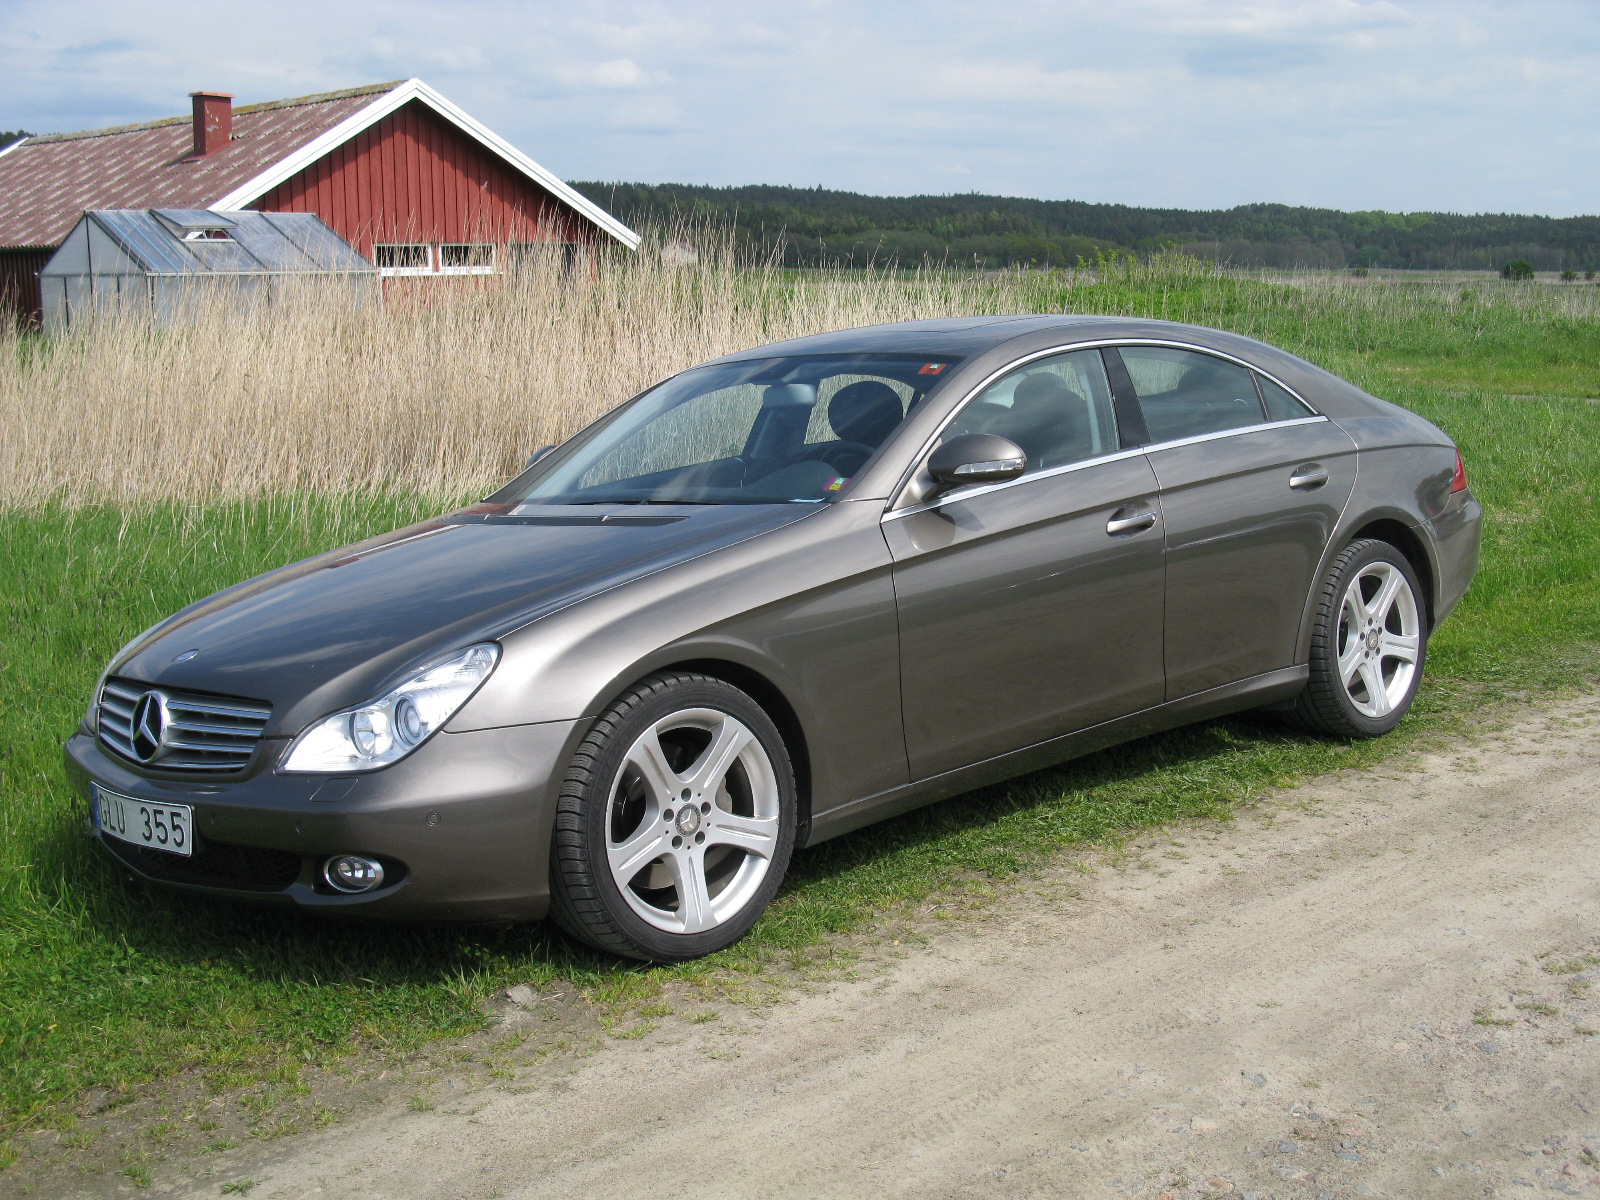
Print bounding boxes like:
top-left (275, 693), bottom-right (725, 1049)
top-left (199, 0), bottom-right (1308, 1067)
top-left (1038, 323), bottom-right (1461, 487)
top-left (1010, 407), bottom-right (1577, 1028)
top-left (709, 314), bottom-right (1114, 361)
top-left (698, 314), bottom-right (1403, 426)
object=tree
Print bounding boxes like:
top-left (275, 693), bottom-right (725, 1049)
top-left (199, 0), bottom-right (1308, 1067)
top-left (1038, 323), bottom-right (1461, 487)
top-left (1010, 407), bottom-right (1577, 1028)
top-left (571, 181), bottom-right (1600, 273)
top-left (0, 129), bottom-right (32, 147)
top-left (1561, 269), bottom-right (1579, 281)
top-left (1501, 259), bottom-right (1535, 281)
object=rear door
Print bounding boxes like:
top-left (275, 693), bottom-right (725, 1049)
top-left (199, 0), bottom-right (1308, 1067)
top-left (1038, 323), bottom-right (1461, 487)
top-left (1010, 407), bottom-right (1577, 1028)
top-left (1108, 345), bottom-right (1358, 700)
top-left (884, 348), bottom-right (1166, 781)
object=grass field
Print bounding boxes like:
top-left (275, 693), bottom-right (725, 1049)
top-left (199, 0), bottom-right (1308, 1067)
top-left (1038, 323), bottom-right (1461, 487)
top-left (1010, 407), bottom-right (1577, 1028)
top-left (3, 251), bottom-right (1599, 1178)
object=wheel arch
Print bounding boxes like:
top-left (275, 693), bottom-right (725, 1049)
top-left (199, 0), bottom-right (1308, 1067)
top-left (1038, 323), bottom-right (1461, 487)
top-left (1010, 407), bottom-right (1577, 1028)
top-left (1344, 516), bottom-right (1437, 631)
top-left (1294, 509), bottom-right (1441, 665)
top-left (592, 655), bottom-right (815, 847)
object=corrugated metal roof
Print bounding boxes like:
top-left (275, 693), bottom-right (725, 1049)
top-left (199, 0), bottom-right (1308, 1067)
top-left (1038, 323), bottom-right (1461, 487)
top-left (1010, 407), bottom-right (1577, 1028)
top-left (45, 210), bottom-right (378, 275)
top-left (0, 83), bottom-right (402, 248)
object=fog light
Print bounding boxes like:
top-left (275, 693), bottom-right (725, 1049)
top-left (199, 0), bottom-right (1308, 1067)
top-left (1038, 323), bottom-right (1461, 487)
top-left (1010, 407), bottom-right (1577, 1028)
top-left (324, 854), bottom-right (385, 893)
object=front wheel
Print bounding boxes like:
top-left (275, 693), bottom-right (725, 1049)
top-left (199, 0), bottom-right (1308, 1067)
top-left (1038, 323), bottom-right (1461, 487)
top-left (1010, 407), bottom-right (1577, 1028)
top-left (1290, 538), bottom-right (1427, 738)
top-left (548, 672), bottom-right (796, 962)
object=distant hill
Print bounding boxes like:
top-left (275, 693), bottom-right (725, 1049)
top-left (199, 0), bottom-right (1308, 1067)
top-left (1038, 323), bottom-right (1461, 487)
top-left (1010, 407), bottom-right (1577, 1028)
top-left (571, 182), bottom-right (1600, 273)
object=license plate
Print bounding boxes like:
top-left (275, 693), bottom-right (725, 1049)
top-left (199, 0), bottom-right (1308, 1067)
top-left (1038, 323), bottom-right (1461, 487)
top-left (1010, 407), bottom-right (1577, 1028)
top-left (93, 786), bottom-right (194, 857)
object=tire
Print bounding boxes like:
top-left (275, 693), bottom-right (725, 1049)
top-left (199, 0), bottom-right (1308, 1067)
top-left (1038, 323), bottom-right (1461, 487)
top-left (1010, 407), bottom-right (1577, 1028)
top-left (1289, 538), bottom-right (1428, 739)
top-left (548, 671), bottom-right (797, 963)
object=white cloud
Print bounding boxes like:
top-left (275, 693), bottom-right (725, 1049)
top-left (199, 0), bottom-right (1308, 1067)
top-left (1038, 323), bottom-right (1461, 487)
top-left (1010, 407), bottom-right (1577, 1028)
top-left (1133, 0), bottom-right (1413, 41)
top-left (549, 57), bottom-right (672, 91)
top-left (607, 96), bottom-right (685, 133)
top-left (922, 63), bottom-right (1158, 110)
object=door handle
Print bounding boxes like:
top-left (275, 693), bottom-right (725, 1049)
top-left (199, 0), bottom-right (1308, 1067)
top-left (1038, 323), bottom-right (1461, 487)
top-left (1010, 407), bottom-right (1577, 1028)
top-left (1106, 507), bottom-right (1157, 536)
top-left (1289, 464), bottom-right (1330, 490)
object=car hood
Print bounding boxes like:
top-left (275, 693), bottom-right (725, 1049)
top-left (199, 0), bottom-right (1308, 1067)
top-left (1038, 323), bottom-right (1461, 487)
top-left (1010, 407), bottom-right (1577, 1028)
top-left (112, 503), bottom-right (814, 736)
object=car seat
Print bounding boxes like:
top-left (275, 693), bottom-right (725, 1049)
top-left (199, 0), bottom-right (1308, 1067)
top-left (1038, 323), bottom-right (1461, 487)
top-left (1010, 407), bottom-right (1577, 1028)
top-left (827, 381), bottom-right (906, 448)
top-left (992, 373), bottom-right (1092, 470)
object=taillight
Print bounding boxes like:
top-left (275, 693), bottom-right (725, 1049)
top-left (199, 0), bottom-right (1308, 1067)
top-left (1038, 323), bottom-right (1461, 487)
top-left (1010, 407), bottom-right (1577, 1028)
top-left (1450, 448), bottom-right (1468, 493)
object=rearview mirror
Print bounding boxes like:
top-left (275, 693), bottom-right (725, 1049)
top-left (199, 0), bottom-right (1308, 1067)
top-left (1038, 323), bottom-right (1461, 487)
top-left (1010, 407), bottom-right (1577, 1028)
top-left (524, 445), bottom-right (555, 469)
top-left (926, 434), bottom-right (1028, 495)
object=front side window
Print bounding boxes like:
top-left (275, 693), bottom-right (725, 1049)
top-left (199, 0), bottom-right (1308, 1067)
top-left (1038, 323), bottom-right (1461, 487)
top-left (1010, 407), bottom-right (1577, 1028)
top-left (943, 348), bottom-right (1118, 473)
top-left (515, 354), bottom-right (961, 505)
top-left (1117, 346), bottom-right (1265, 443)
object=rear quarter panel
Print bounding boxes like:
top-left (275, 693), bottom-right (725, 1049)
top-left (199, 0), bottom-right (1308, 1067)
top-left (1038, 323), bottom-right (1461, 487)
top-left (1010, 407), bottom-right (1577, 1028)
top-left (1298, 409), bottom-right (1467, 655)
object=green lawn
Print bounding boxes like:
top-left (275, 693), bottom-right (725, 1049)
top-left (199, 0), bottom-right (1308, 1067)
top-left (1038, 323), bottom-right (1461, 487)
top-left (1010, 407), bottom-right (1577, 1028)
top-left (3, 266), bottom-right (1599, 1172)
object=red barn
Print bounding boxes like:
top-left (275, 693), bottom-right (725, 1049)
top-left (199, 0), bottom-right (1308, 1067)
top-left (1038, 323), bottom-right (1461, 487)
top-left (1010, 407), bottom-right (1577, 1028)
top-left (0, 78), bottom-right (639, 324)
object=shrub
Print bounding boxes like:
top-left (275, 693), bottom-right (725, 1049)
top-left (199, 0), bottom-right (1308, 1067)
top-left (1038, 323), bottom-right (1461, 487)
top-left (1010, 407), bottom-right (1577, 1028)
top-left (1561, 269), bottom-right (1579, 281)
top-left (1501, 259), bottom-right (1536, 281)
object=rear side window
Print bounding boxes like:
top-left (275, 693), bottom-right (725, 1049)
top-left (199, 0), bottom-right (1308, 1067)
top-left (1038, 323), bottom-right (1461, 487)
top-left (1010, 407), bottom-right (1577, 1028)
top-left (1118, 347), bottom-right (1264, 443)
top-left (944, 348), bottom-right (1118, 474)
top-left (1256, 373), bottom-right (1315, 421)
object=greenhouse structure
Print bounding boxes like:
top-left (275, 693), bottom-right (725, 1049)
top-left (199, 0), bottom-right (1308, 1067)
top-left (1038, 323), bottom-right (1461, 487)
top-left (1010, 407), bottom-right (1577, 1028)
top-left (40, 208), bottom-right (377, 331)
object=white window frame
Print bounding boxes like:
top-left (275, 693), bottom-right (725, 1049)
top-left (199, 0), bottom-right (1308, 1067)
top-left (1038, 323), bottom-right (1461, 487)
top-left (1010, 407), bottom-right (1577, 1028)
top-left (437, 243), bottom-right (497, 276)
top-left (374, 243), bottom-right (435, 276)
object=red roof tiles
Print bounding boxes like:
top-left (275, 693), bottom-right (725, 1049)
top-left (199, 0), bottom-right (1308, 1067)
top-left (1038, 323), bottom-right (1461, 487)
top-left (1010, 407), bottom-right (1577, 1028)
top-left (0, 83), bottom-right (401, 248)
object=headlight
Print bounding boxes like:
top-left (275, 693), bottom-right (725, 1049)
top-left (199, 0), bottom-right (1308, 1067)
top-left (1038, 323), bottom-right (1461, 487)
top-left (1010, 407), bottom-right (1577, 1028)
top-left (280, 643), bottom-right (500, 774)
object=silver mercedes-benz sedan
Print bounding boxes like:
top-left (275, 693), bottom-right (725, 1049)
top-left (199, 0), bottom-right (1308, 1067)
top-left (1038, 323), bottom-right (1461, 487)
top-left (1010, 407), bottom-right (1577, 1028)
top-left (65, 315), bottom-right (1482, 961)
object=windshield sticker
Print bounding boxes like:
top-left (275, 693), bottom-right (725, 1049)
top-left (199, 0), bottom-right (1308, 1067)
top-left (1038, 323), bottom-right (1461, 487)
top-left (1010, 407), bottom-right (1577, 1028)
top-left (918, 362), bottom-right (949, 375)
top-left (826, 476), bottom-right (849, 492)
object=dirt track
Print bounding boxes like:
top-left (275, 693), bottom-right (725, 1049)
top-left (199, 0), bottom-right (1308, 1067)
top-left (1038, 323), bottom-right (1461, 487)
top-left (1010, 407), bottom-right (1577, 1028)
top-left (153, 698), bottom-right (1600, 1199)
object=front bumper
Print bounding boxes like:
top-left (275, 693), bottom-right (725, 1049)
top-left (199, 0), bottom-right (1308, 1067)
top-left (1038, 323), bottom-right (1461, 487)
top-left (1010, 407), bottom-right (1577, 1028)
top-left (64, 718), bottom-right (585, 923)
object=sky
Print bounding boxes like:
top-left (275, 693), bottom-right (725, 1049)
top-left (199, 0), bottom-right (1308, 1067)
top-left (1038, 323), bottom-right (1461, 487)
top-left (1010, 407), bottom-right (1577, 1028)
top-left (2, 0), bottom-right (1596, 217)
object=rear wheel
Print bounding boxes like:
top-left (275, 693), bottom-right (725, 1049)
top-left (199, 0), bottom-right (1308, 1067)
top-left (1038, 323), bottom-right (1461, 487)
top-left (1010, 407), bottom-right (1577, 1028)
top-left (549, 672), bottom-right (796, 962)
top-left (1290, 539), bottom-right (1427, 738)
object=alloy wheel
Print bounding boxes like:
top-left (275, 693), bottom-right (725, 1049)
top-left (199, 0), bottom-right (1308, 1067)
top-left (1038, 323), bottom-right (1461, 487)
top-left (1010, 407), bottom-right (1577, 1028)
top-left (605, 707), bottom-right (782, 934)
top-left (1335, 561), bottom-right (1421, 719)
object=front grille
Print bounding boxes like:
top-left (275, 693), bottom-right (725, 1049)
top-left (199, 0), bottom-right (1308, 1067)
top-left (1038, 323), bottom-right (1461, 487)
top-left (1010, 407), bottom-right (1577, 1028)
top-left (98, 677), bottom-right (272, 773)
top-left (103, 836), bottom-right (303, 891)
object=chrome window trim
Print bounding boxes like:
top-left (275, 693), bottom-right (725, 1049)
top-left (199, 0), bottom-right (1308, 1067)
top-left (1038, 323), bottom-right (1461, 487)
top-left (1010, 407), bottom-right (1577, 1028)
top-left (1136, 414), bottom-right (1328, 454)
top-left (883, 337), bottom-right (1325, 519)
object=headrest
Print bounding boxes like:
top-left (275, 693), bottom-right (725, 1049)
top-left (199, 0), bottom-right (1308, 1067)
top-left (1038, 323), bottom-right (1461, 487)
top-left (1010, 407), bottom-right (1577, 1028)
top-left (1011, 372), bottom-right (1077, 411)
top-left (828, 381), bottom-right (905, 446)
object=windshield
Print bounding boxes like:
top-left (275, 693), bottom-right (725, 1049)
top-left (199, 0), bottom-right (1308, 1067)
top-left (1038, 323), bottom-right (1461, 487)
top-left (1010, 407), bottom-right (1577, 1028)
top-left (514, 354), bottom-right (962, 505)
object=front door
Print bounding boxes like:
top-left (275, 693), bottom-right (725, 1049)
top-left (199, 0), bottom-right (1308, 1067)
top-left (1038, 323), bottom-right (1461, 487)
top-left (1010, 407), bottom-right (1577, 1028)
top-left (885, 348), bottom-right (1166, 781)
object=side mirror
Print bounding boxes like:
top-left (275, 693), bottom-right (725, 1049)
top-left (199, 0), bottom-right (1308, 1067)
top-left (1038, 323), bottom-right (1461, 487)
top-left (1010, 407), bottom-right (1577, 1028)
top-left (926, 434), bottom-right (1028, 495)
top-left (524, 445), bottom-right (555, 469)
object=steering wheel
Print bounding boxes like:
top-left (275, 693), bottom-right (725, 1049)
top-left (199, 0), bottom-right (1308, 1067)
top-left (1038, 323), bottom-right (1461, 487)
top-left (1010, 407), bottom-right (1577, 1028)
top-left (815, 441), bottom-right (876, 475)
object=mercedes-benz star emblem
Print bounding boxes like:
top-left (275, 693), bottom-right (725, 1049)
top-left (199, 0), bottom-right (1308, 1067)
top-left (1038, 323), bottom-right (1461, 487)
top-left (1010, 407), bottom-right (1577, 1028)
top-left (130, 691), bottom-right (171, 763)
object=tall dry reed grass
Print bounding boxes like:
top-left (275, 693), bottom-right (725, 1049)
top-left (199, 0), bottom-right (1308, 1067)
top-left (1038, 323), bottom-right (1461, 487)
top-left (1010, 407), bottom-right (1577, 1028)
top-left (0, 235), bottom-right (1014, 507)
top-left (4, 235), bottom-right (1596, 508)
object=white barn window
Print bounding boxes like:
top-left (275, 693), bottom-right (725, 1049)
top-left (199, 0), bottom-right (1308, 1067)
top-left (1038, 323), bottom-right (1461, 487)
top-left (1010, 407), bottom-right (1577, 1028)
top-left (374, 244), bottom-right (432, 275)
top-left (438, 244), bottom-right (495, 274)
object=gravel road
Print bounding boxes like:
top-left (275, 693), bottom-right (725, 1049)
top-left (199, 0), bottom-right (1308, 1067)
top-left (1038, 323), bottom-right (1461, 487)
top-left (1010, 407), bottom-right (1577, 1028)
top-left (172, 698), bottom-right (1599, 1200)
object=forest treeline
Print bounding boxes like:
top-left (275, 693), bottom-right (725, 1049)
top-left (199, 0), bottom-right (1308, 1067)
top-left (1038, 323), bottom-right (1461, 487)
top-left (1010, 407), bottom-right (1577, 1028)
top-left (571, 181), bottom-right (1600, 272)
